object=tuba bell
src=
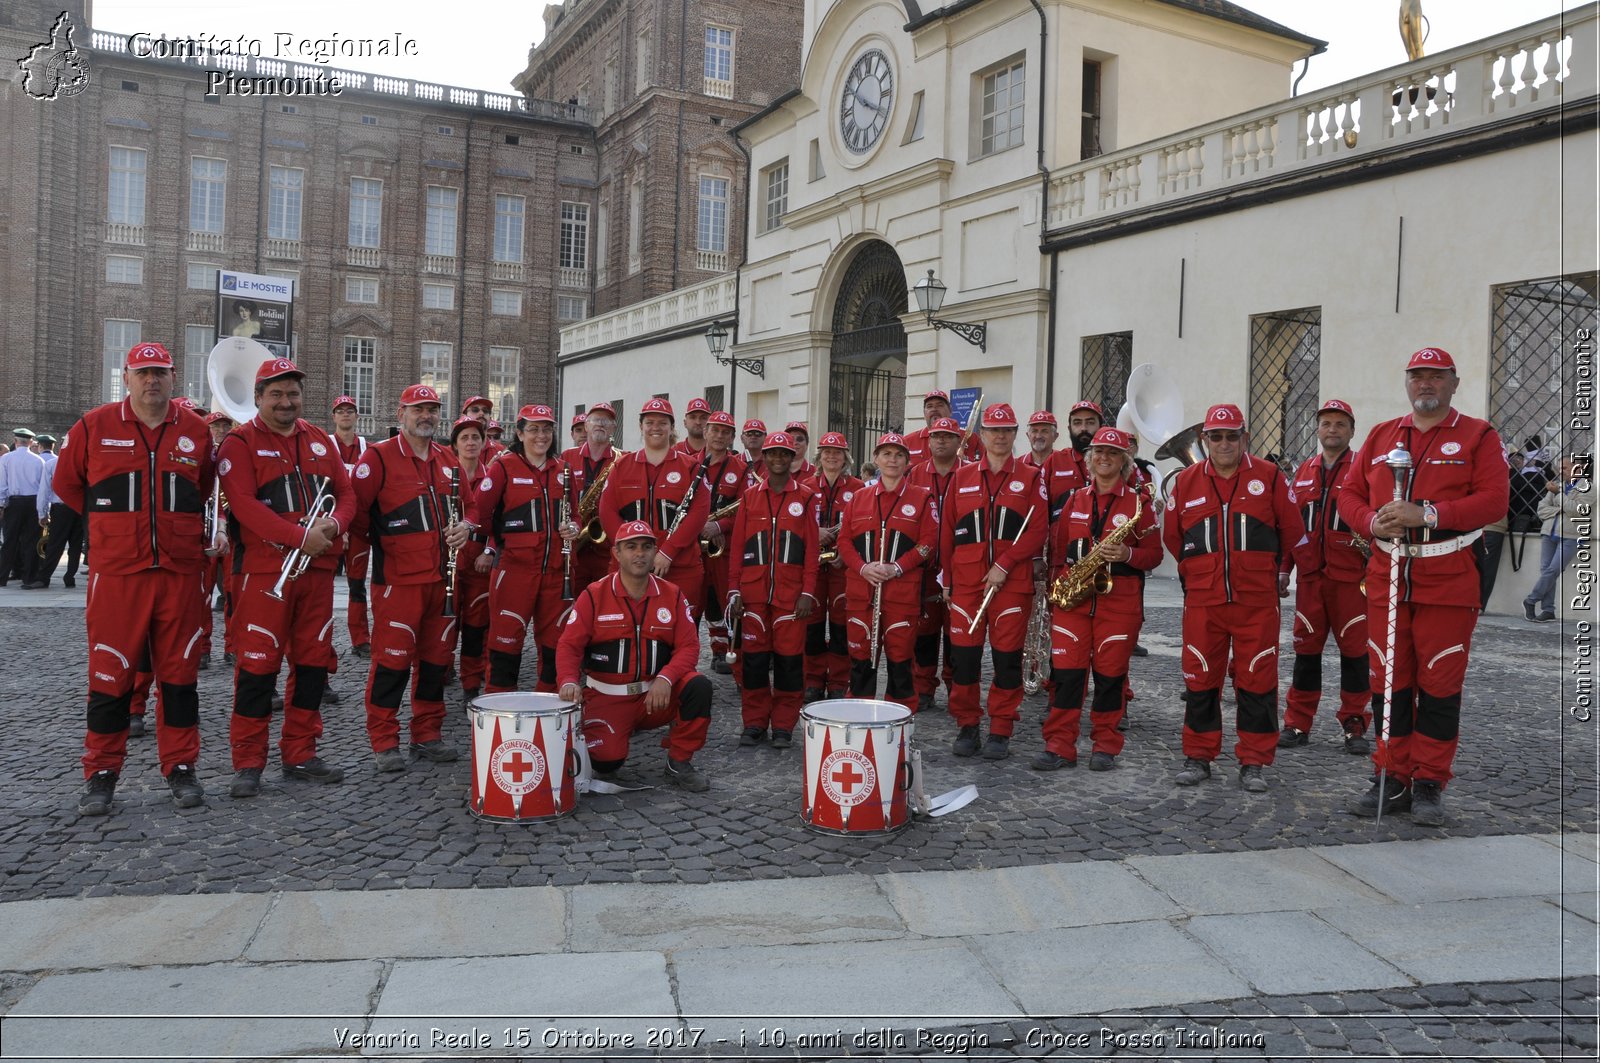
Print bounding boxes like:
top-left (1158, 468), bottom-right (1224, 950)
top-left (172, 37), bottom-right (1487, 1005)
top-left (206, 336), bottom-right (274, 425)
top-left (1125, 363), bottom-right (1204, 506)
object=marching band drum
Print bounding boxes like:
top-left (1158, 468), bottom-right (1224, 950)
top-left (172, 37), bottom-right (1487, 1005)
top-left (467, 693), bottom-right (583, 821)
top-left (800, 699), bottom-right (916, 836)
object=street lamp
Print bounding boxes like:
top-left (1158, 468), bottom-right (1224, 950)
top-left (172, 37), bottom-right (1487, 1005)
top-left (705, 320), bottom-right (763, 378)
top-left (911, 269), bottom-right (986, 352)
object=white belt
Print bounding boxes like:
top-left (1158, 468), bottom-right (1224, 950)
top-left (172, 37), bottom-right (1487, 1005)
top-left (586, 677), bottom-right (653, 696)
top-left (1374, 528), bottom-right (1481, 559)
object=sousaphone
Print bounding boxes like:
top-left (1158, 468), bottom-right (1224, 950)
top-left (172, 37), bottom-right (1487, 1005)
top-left (206, 336), bottom-right (275, 424)
top-left (1124, 363), bottom-right (1205, 505)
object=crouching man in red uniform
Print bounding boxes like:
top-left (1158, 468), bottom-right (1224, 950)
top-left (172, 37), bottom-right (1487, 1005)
top-left (216, 359), bottom-right (356, 797)
top-left (56, 342), bottom-right (214, 814)
top-left (349, 384), bottom-right (468, 772)
top-left (1337, 347), bottom-right (1508, 825)
top-left (727, 431), bottom-right (819, 748)
top-left (558, 521), bottom-right (713, 791)
top-left (1164, 404), bottom-right (1306, 793)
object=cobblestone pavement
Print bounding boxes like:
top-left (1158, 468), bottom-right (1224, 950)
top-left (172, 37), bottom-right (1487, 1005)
top-left (0, 578), bottom-right (1592, 902)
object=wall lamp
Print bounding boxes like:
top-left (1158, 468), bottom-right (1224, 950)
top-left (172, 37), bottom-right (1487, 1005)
top-left (911, 270), bottom-right (987, 352)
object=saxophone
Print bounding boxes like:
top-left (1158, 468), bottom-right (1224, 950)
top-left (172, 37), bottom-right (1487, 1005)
top-left (1047, 486), bottom-right (1147, 611)
top-left (574, 457), bottom-right (613, 546)
top-left (1021, 548), bottom-right (1051, 695)
top-left (701, 497), bottom-right (742, 558)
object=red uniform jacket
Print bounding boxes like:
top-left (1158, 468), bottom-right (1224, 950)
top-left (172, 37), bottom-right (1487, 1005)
top-left (838, 478), bottom-right (939, 608)
top-left (350, 436), bottom-right (461, 586)
top-left (904, 426), bottom-right (982, 465)
top-left (1288, 450), bottom-right (1365, 583)
top-left (333, 433), bottom-right (368, 473)
top-left (670, 439), bottom-right (709, 461)
top-left (1163, 454), bottom-right (1305, 606)
top-left (1337, 408), bottom-right (1507, 607)
top-left (727, 475), bottom-right (820, 608)
top-left (454, 457), bottom-right (490, 571)
top-left (599, 448), bottom-right (711, 567)
top-left (814, 472), bottom-right (865, 538)
top-left (941, 457), bottom-right (1048, 592)
top-left (556, 573), bottom-right (699, 690)
top-left (52, 398), bottom-right (215, 576)
top-left (1024, 447), bottom-right (1088, 523)
top-left (1051, 480), bottom-right (1163, 604)
top-left (471, 450), bottom-right (568, 567)
top-left (561, 443), bottom-right (616, 537)
top-left (216, 417), bottom-right (356, 574)
top-left (702, 449), bottom-right (749, 535)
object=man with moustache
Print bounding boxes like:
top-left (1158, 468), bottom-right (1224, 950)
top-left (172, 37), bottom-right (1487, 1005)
top-left (904, 390), bottom-right (982, 464)
top-left (562, 402), bottom-right (619, 592)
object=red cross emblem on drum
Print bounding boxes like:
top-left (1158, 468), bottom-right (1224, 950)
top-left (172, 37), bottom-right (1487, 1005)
top-left (819, 748), bottom-right (876, 807)
top-left (490, 739), bottom-right (546, 796)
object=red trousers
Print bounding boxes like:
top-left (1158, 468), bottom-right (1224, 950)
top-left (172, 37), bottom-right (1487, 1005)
top-left (738, 601), bottom-right (808, 731)
top-left (845, 590), bottom-right (919, 714)
top-left (365, 581), bottom-right (455, 752)
top-left (455, 565), bottom-right (491, 693)
top-left (1285, 574), bottom-right (1370, 735)
top-left (703, 550), bottom-right (733, 660)
top-left (804, 565), bottom-right (851, 691)
top-left (582, 673), bottom-right (712, 765)
top-left (1041, 595), bottom-right (1139, 759)
top-left (486, 551), bottom-right (568, 693)
top-left (1367, 599), bottom-right (1475, 787)
top-left (229, 569), bottom-right (337, 770)
top-left (343, 534), bottom-right (371, 649)
top-left (947, 582), bottom-right (1033, 735)
top-left (913, 589), bottom-right (953, 699)
top-left (82, 569), bottom-right (204, 777)
top-left (1180, 598), bottom-right (1281, 766)
top-left (199, 557), bottom-right (224, 654)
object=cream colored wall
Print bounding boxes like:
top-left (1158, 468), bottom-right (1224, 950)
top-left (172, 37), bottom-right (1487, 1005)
top-left (560, 331), bottom-right (735, 431)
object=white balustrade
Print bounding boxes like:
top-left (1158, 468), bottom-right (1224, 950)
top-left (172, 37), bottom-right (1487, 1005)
top-left (559, 273), bottom-right (738, 357)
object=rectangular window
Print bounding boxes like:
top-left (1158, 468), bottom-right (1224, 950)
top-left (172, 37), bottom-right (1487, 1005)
top-left (1081, 61), bottom-right (1104, 159)
top-left (189, 157), bottom-right (227, 233)
top-left (348, 177), bottom-right (383, 248)
top-left (487, 346), bottom-right (519, 415)
top-left (108, 147), bottom-right (146, 226)
top-left (425, 186), bottom-right (459, 256)
top-left (628, 176), bottom-right (643, 274)
top-left (345, 277), bottom-right (379, 304)
top-left (697, 176), bottom-right (729, 252)
top-left (595, 201), bottom-right (610, 286)
top-left (979, 59), bottom-right (1027, 157)
top-left (420, 341), bottom-right (452, 411)
top-left (603, 56), bottom-right (618, 115)
top-left (422, 283), bottom-right (455, 310)
top-left (556, 295), bottom-right (587, 321)
top-left (360, 114), bottom-right (378, 126)
top-left (762, 161), bottom-right (788, 233)
top-left (268, 166), bottom-right (304, 241)
top-left (494, 194), bottom-right (525, 263)
top-left (1079, 331), bottom-right (1133, 424)
top-left (105, 255), bottom-right (143, 284)
top-left (103, 319), bottom-right (141, 402)
top-left (491, 289), bottom-right (523, 316)
top-left (183, 325), bottom-right (215, 403)
top-left (560, 202), bottom-right (590, 270)
top-left (635, 29), bottom-right (652, 93)
top-left (1248, 308), bottom-right (1323, 471)
top-left (187, 262), bottom-right (219, 290)
top-left (704, 26), bottom-right (733, 83)
top-left (703, 384), bottom-right (724, 412)
top-left (342, 337), bottom-right (376, 415)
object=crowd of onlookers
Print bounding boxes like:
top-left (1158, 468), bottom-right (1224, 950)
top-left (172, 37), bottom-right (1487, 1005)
top-left (1478, 434), bottom-right (1593, 619)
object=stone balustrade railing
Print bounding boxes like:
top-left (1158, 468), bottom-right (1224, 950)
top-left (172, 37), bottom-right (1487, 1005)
top-left (560, 273), bottom-right (738, 357)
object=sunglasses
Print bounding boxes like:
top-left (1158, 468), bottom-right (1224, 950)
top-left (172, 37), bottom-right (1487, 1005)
top-left (1204, 431), bottom-right (1242, 442)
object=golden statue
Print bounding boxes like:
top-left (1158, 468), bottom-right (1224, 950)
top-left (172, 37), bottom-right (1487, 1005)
top-left (1399, 0), bottom-right (1428, 62)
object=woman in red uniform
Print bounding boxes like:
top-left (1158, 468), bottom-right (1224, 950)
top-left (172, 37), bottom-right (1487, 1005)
top-left (805, 432), bottom-right (862, 701)
top-left (468, 404), bottom-right (572, 693)
top-left (449, 417), bottom-right (492, 699)
top-left (1033, 428), bottom-right (1161, 771)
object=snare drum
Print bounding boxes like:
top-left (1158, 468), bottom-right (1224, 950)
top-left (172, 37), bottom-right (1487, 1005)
top-left (468, 693), bottom-right (582, 821)
top-left (801, 699), bottom-right (914, 835)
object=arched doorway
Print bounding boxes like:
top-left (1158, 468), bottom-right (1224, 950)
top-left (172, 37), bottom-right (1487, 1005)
top-left (828, 241), bottom-right (908, 471)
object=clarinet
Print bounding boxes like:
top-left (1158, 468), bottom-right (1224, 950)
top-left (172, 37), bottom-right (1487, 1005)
top-left (559, 464), bottom-right (574, 601)
top-left (442, 467), bottom-right (460, 618)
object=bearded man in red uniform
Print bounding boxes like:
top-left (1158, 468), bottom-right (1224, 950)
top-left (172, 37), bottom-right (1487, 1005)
top-left (1337, 347), bottom-right (1508, 826)
top-left (806, 432), bottom-right (863, 701)
top-left (672, 397), bottom-right (712, 460)
top-left (216, 359), bottom-right (356, 797)
top-left (907, 417), bottom-right (964, 711)
top-left (563, 401), bottom-right (617, 591)
top-left (56, 342), bottom-right (215, 814)
top-left (1164, 403), bottom-right (1305, 793)
top-left (558, 521), bottom-right (713, 791)
top-left (697, 410), bottom-right (747, 671)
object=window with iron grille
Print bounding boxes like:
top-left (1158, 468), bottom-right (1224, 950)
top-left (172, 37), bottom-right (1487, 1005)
top-left (1248, 307), bottom-right (1322, 471)
top-left (1492, 272), bottom-right (1597, 459)
top-left (1079, 331), bottom-right (1132, 423)
top-left (704, 385), bottom-right (725, 412)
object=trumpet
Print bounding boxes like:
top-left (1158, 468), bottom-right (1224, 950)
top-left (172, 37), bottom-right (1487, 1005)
top-left (266, 479), bottom-right (338, 602)
top-left (203, 480), bottom-right (227, 552)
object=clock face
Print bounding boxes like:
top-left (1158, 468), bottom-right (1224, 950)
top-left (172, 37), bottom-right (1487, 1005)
top-left (840, 49), bottom-right (893, 155)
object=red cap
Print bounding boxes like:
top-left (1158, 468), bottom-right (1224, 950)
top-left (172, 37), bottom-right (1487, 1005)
top-left (707, 410), bottom-right (736, 428)
top-left (398, 384), bottom-right (443, 408)
top-left (571, 413), bottom-right (587, 427)
top-left (1203, 404), bottom-right (1246, 432)
top-left (520, 404), bottom-right (556, 424)
top-left (784, 421), bottom-right (809, 435)
top-left (924, 390), bottom-right (951, 404)
top-left (1028, 410), bottom-right (1057, 427)
top-left (874, 432), bottom-right (910, 454)
top-left (980, 403), bottom-right (1018, 428)
top-left (204, 410), bottom-right (233, 426)
top-left (742, 419), bottom-right (767, 434)
top-left (174, 396), bottom-right (198, 411)
top-left (255, 357), bottom-right (304, 386)
top-left (1316, 399), bottom-right (1355, 422)
top-left (1068, 400), bottom-right (1105, 421)
top-left (614, 519), bottom-right (656, 543)
top-left (332, 395), bottom-right (358, 412)
top-left (817, 431), bottom-right (849, 450)
top-left (588, 401), bottom-right (616, 418)
top-left (639, 397), bottom-right (674, 420)
top-left (1406, 347), bottom-right (1456, 371)
top-left (685, 397), bottom-right (712, 415)
top-left (125, 341), bottom-right (174, 370)
top-left (450, 416), bottom-right (485, 440)
top-left (929, 417), bottom-right (962, 436)
top-left (461, 396), bottom-right (492, 414)
top-left (762, 431), bottom-right (798, 453)
top-left (1089, 427), bottom-right (1134, 453)
top-left (486, 420), bottom-right (503, 435)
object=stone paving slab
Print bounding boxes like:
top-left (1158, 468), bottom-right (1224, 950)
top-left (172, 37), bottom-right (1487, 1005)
top-left (875, 859), bottom-right (1179, 937)
top-left (0, 893), bottom-right (269, 972)
top-left (568, 876), bottom-right (903, 952)
top-left (1, 960), bottom-right (382, 1058)
top-left (1183, 910), bottom-right (1412, 995)
top-left (1124, 846), bottom-right (1394, 916)
top-left (368, 952), bottom-right (676, 1056)
top-left (1316, 834), bottom-right (1580, 904)
top-left (1551, 890), bottom-right (1600, 922)
top-left (1540, 829), bottom-right (1600, 867)
top-left (245, 884), bottom-right (565, 962)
